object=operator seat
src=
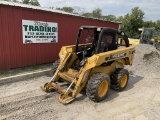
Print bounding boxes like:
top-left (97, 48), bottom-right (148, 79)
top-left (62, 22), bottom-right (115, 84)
top-left (99, 32), bottom-right (117, 53)
top-left (95, 28), bottom-right (119, 54)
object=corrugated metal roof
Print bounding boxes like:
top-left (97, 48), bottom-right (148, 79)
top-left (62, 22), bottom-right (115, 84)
top-left (0, 1), bottom-right (120, 24)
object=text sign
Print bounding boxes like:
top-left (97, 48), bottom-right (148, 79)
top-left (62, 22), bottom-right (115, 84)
top-left (22, 20), bottom-right (58, 44)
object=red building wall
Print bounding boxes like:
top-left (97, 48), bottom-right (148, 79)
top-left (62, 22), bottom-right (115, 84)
top-left (0, 4), bottom-right (119, 70)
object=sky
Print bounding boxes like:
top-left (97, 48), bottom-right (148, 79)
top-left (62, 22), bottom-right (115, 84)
top-left (38, 0), bottom-right (160, 21)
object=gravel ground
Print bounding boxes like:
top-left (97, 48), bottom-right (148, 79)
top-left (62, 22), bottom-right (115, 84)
top-left (0, 44), bottom-right (160, 120)
top-left (125, 44), bottom-right (160, 77)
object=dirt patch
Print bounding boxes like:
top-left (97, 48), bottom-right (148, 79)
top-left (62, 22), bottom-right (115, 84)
top-left (143, 51), bottom-right (160, 61)
top-left (125, 44), bottom-right (160, 77)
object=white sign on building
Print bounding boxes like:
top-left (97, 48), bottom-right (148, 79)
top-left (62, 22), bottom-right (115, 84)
top-left (22, 20), bottom-right (58, 44)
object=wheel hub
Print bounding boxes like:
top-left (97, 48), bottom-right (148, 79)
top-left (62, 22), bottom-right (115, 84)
top-left (120, 74), bottom-right (127, 88)
top-left (98, 81), bottom-right (108, 97)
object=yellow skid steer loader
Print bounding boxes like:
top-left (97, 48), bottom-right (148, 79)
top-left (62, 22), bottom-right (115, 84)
top-left (41, 26), bottom-right (135, 104)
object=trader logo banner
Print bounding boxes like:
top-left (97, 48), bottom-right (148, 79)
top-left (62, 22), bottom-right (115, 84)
top-left (22, 20), bottom-right (58, 44)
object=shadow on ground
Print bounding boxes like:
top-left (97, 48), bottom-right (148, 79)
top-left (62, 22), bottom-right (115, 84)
top-left (42, 75), bottom-right (144, 104)
top-left (125, 75), bottom-right (143, 91)
top-left (103, 75), bottom-right (143, 103)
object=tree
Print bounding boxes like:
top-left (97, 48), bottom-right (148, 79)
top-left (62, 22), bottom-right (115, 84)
top-left (120, 7), bottom-right (144, 37)
top-left (92, 8), bottom-right (102, 19)
top-left (143, 21), bottom-right (156, 28)
top-left (117, 16), bottom-right (124, 22)
top-left (142, 20), bottom-right (160, 31)
top-left (22, 0), bottom-right (40, 6)
top-left (120, 14), bottom-right (130, 34)
top-left (22, 0), bottom-right (30, 4)
top-left (155, 20), bottom-right (160, 31)
top-left (30, 0), bottom-right (40, 6)
top-left (103, 14), bottom-right (117, 22)
top-left (56, 7), bottom-right (74, 13)
top-left (82, 12), bottom-right (93, 18)
top-left (3, 0), bottom-right (18, 2)
top-left (73, 6), bottom-right (85, 15)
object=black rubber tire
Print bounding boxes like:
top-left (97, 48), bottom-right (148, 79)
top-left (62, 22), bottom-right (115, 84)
top-left (86, 73), bottom-right (110, 102)
top-left (111, 68), bottom-right (129, 91)
top-left (50, 59), bottom-right (60, 76)
top-left (153, 42), bottom-right (156, 48)
top-left (140, 39), bottom-right (144, 44)
top-left (158, 43), bottom-right (160, 50)
top-left (154, 42), bottom-right (158, 49)
top-left (155, 42), bottom-right (160, 50)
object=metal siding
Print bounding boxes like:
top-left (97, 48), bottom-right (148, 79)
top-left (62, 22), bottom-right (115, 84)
top-left (1, 6), bottom-right (11, 69)
top-left (0, 6), bottom-right (3, 69)
top-left (0, 5), bottom-right (119, 70)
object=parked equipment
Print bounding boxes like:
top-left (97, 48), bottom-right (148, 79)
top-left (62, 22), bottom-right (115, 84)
top-left (41, 26), bottom-right (135, 104)
top-left (139, 27), bottom-right (160, 50)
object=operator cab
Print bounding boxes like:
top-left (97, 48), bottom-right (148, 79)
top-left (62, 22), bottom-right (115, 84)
top-left (76, 26), bottom-right (130, 61)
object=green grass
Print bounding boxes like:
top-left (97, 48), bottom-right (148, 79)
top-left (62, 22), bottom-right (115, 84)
top-left (0, 63), bottom-right (52, 78)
